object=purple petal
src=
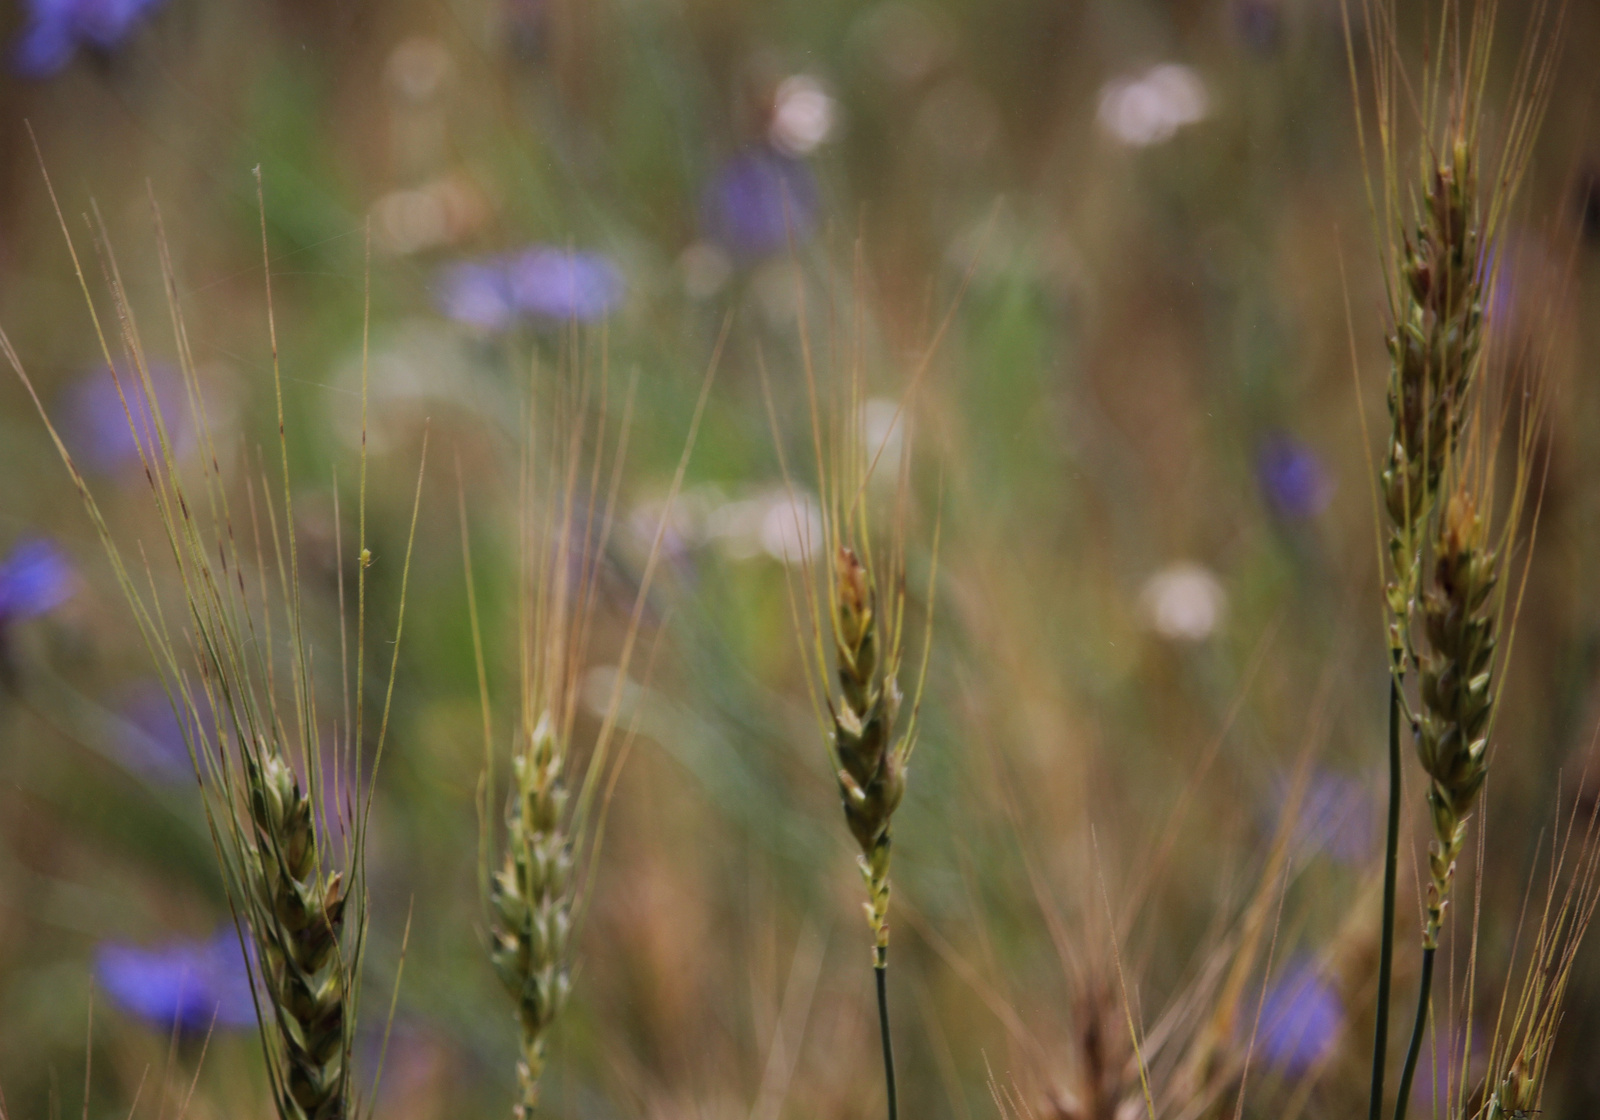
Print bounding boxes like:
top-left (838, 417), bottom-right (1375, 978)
top-left (433, 260), bottom-right (517, 330)
top-left (117, 684), bottom-right (206, 783)
top-left (702, 149), bottom-right (818, 257)
top-left (0, 539), bottom-right (76, 622)
top-left (1257, 433), bottom-right (1332, 521)
top-left (1258, 959), bottom-right (1343, 1072)
top-left (505, 247), bottom-right (624, 322)
top-left (71, 0), bottom-right (154, 48)
top-left (10, 17), bottom-right (76, 78)
top-left (60, 363), bottom-right (191, 474)
top-left (96, 931), bottom-right (256, 1032)
top-left (10, 0), bottom-right (167, 77)
top-left (1270, 768), bottom-right (1375, 865)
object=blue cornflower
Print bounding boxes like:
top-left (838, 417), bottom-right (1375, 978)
top-left (96, 930), bottom-right (256, 1032)
top-left (117, 683), bottom-right (205, 783)
top-left (434, 260), bottom-right (518, 331)
top-left (434, 247), bottom-right (623, 330)
top-left (1257, 433), bottom-right (1332, 521)
top-left (0, 539), bottom-right (75, 624)
top-left (1257, 958), bottom-right (1343, 1073)
top-left (702, 148), bottom-right (818, 257)
top-left (11, 0), bottom-right (168, 79)
top-left (60, 363), bottom-right (189, 474)
top-left (1270, 768), bottom-right (1375, 865)
top-left (506, 247), bottom-right (624, 321)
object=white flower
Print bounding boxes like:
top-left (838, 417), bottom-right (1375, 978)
top-left (1097, 64), bottom-right (1209, 147)
top-left (636, 485), bottom-right (825, 565)
top-left (678, 241), bottom-right (732, 301)
top-left (1139, 562), bottom-right (1225, 641)
top-left (758, 491), bottom-right (824, 563)
top-left (770, 75), bottom-right (837, 156)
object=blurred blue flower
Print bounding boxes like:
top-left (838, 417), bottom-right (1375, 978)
top-left (0, 539), bottom-right (75, 623)
top-left (1479, 235), bottom-right (1547, 330)
top-left (702, 148), bottom-right (818, 257)
top-left (434, 248), bottom-right (622, 330)
top-left (1257, 958), bottom-right (1343, 1073)
top-left (11, 0), bottom-right (168, 79)
top-left (1271, 768), bottom-right (1375, 865)
top-left (96, 930), bottom-right (256, 1032)
top-left (506, 247), bottom-right (624, 321)
top-left (60, 363), bottom-right (188, 474)
top-left (434, 260), bottom-right (517, 331)
top-left (1257, 433), bottom-right (1332, 520)
top-left (117, 684), bottom-right (205, 783)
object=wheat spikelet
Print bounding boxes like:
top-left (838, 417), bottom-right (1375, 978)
top-left (831, 543), bottom-right (906, 968)
top-left (247, 750), bottom-right (351, 1119)
top-left (1414, 490), bottom-right (1497, 948)
top-left (1381, 135), bottom-right (1486, 644)
top-left (489, 710), bottom-right (574, 1117)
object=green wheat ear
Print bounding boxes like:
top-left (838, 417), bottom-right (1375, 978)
top-left (831, 543), bottom-right (905, 969)
top-left (1, 159), bottom-right (424, 1120)
top-left (488, 709), bottom-right (574, 1116)
top-left (467, 325), bottom-right (720, 1118)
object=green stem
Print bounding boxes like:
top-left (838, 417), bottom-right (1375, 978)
top-left (1393, 946), bottom-right (1436, 1120)
top-left (876, 963), bottom-right (898, 1120)
top-left (1370, 678), bottom-right (1402, 1120)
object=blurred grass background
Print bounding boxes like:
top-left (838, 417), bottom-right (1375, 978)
top-left (3, 0), bottom-right (1600, 1117)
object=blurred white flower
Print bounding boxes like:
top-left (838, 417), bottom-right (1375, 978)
top-left (331, 321), bottom-right (472, 450)
top-left (1139, 562), bottom-right (1225, 642)
top-left (678, 241), bottom-right (733, 300)
top-left (374, 175), bottom-right (490, 255)
top-left (680, 487), bottom-right (821, 563)
top-left (757, 490), bottom-right (824, 563)
top-left (386, 37), bottom-right (452, 103)
top-left (1097, 64), bottom-right (1209, 147)
top-left (770, 75), bottom-right (837, 156)
top-left (702, 496), bottom-right (769, 560)
top-left (636, 484), bottom-right (824, 565)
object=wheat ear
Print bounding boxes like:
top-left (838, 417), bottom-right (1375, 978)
top-left (1, 165), bottom-right (425, 1120)
top-left (1414, 491), bottom-right (1497, 949)
top-left (471, 326), bottom-right (720, 1118)
top-left (832, 544), bottom-right (905, 970)
top-left (1369, 111), bottom-right (1489, 1120)
top-left (1351, 4), bottom-right (1563, 1114)
top-left (490, 713), bottom-right (573, 1117)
